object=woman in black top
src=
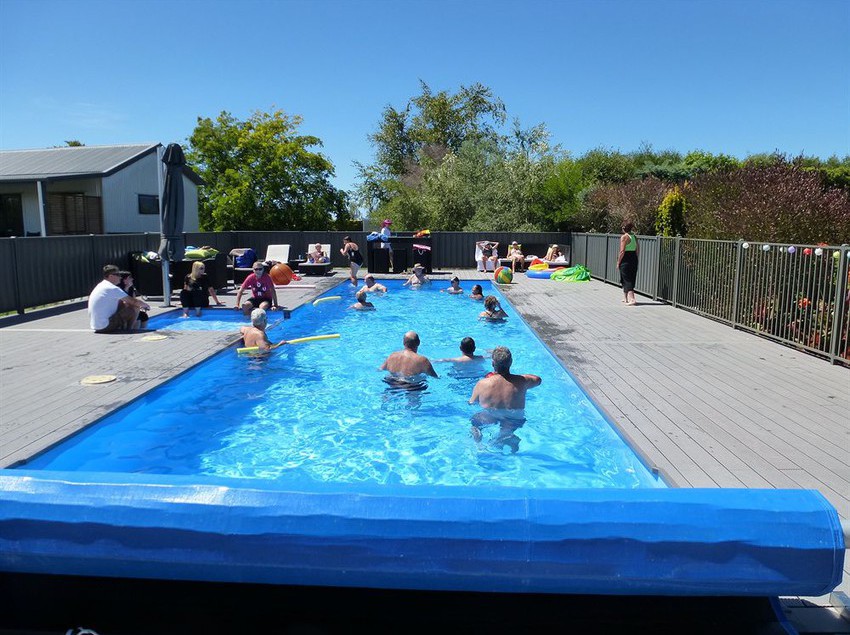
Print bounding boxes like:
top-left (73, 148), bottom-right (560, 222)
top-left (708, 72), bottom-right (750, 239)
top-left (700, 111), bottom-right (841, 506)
top-left (180, 261), bottom-right (222, 317)
top-left (340, 235), bottom-right (363, 286)
top-left (118, 271), bottom-right (148, 328)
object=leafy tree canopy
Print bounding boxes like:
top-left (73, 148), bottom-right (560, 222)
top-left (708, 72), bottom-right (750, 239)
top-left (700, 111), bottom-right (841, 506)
top-left (186, 108), bottom-right (350, 231)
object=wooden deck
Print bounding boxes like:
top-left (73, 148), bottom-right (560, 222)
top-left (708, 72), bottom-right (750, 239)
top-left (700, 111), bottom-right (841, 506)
top-left (0, 268), bottom-right (848, 616)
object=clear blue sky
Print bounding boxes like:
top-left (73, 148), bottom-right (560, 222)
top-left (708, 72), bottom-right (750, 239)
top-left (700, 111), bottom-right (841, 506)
top-left (1, 0), bottom-right (847, 193)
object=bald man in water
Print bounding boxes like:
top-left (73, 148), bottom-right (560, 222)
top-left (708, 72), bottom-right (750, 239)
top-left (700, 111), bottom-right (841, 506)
top-left (380, 331), bottom-right (438, 378)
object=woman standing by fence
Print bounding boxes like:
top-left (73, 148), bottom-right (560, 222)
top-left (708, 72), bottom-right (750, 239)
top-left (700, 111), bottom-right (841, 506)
top-left (617, 221), bottom-right (639, 306)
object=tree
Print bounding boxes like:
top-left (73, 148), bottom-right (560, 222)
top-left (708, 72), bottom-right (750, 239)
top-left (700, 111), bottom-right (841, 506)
top-left (186, 109), bottom-right (347, 231)
top-left (358, 81), bottom-right (507, 228)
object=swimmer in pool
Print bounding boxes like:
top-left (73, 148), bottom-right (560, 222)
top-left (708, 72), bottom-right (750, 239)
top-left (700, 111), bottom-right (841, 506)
top-left (403, 263), bottom-right (430, 287)
top-left (469, 284), bottom-right (484, 301)
top-left (360, 274), bottom-right (388, 294)
top-left (479, 295), bottom-right (508, 321)
top-left (380, 331), bottom-right (438, 386)
top-left (469, 346), bottom-right (541, 452)
top-left (441, 276), bottom-right (464, 295)
top-left (239, 308), bottom-right (287, 352)
top-left (349, 289), bottom-right (376, 311)
top-left (436, 337), bottom-right (485, 365)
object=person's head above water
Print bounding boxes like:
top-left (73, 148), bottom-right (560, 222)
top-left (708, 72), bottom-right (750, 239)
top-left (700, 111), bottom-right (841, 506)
top-left (460, 336), bottom-right (476, 355)
top-left (356, 289), bottom-right (367, 303)
top-left (471, 284), bottom-right (483, 295)
top-left (251, 308), bottom-right (267, 328)
top-left (484, 295), bottom-right (499, 311)
top-left (491, 346), bottom-right (512, 373)
top-left (403, 331), bottom-right (420, 351)
top-left (365, 274), bottom-right (375, 284)
top-left (451, 276), bottom-right (459, 284)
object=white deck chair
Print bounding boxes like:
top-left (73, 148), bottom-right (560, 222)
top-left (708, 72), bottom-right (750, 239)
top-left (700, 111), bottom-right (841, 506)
top-left (265, 244), bottom-right (290, 264)
top-left (304, 243), bottom-right (332, 263)
top-left (475, 242), bottom-right (499, 272)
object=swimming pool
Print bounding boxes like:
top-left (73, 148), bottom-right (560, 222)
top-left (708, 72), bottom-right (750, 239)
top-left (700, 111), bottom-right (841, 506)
top-left (0, 279), bottom-right (843, 597)
top-left (24, 280), bottom-right (662, 489)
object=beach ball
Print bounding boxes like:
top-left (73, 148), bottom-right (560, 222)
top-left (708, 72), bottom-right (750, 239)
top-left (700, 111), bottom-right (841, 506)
top-left (270, 263), bottom-right (293, 285)
top-left (494, 266), bottom-right (513, 284)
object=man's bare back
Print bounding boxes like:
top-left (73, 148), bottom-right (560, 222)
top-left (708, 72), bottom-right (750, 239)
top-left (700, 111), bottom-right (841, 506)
top-left (469, 371), bottom-right (541, 409)
top-left (380, 331), bottom-right (438, 378)
top-left (469, 346), bottom-right (541, 409)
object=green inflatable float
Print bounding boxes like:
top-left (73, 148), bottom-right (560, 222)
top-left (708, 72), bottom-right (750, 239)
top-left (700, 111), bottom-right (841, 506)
top-left (551, 265), bottom-right (591, 282)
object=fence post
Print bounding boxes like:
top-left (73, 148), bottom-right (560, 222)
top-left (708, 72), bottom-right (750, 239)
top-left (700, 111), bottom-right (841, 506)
top-left (732, 239), bottom-right (743, 330)
top-left (829, 245), bottom-right (849, 364)
top-left (604, 235), bottom-right (610, 283)
top-left (654, 236), bottom-right (661, 301)
top-left (671, 237), bottom-right (681, 308)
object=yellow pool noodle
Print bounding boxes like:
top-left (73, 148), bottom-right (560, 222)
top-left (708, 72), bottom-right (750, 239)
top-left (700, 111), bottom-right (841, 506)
top-left (287, 334), bottom-right (341, 345)
top-left (312, 296), bottom-right (342, 306)
top-left (236, 346), bottom-right (260, 354)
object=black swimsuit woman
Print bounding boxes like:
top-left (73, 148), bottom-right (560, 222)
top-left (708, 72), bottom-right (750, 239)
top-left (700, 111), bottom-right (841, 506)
top-left (341, 236), bottom-right (363, 285)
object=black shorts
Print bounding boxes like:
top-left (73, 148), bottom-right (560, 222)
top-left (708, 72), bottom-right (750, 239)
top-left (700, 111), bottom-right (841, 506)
top-left (246, 296), bottom-right (273, 308)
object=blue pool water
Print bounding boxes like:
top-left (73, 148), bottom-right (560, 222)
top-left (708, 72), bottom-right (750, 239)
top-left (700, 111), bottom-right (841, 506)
top-left (145, 308), bottom-right (256, 331)
top-left (25, 280), bottom-right (663, 489)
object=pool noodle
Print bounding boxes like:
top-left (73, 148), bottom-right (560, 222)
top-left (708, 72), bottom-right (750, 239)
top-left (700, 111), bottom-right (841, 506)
top-left (237, 334), bottom-right (340, 353)
top-left (287, 334), bottom-right (340, 345)
top-left (313, 296), bottom-right (342, 306)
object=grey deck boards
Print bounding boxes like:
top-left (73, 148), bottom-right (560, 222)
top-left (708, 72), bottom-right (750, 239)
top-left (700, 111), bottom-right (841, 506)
top-left (1, 268), bottom-right (848, 603)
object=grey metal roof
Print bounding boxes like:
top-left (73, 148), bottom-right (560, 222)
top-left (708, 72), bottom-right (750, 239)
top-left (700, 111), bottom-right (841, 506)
top-left (0, 143), bottom-right (203, 185)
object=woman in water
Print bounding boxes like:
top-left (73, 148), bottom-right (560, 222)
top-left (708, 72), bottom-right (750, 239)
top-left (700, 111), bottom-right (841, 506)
top-left (403, 263), bottom-right (430, 287)
top-left (340, 235), bottom-right (363, 286)
top-left (479, 295), bottom-right (508, 321)
top-left (469, 284), bottom-right (484, 301)
top-left (617, 220), bottom-right (639, 306)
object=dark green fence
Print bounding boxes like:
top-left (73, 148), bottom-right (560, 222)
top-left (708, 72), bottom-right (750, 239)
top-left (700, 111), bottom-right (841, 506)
top-left (572, 234), bottom-right (850, 366)
top-left (0, 231), bottom-right (569, 316)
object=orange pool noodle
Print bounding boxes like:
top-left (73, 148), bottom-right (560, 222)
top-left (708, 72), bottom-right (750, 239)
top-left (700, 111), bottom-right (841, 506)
top-left (270, 263), bottom-right (293, 285)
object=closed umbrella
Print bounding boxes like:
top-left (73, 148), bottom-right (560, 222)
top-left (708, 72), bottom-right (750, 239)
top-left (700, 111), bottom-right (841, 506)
top-left (158, 143), bottom-right (186, 305)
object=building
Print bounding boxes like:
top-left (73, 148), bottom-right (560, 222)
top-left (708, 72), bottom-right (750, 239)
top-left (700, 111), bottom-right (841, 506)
top-left (0, 143), bottom-right (203, 237)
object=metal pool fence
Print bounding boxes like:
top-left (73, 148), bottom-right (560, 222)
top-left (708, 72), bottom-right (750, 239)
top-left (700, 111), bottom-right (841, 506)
top-left (572, 234), bottom-right (850, 366)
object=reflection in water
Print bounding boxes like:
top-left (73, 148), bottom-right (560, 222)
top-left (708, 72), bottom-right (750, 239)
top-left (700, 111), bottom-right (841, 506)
top-left (471, 408), bottom-right (527, 453)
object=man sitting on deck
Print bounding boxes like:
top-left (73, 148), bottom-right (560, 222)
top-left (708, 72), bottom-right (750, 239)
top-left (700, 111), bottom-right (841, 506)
top-left (88, 264), bottom-right (150, 333)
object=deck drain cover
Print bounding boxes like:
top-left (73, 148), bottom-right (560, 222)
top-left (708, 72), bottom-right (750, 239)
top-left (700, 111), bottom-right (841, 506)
top-left (80, 375), bottom-right (117, 385)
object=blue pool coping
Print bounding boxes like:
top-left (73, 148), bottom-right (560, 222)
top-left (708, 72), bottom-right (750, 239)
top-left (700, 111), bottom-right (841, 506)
top-left (0, 470), bottom-right (844, 597)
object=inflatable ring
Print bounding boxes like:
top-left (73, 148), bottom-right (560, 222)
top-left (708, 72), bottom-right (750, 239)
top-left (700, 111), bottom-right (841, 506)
top-left (528, 263), bottom-right (549, 271)
top-left (526, 268), bottom-right (554, 279)
top-left (530, 258), bottom-right (545, 267)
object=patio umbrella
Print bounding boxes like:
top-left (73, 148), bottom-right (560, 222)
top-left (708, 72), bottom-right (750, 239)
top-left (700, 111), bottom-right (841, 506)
top-left (158, 143), bottom-right (186, 304)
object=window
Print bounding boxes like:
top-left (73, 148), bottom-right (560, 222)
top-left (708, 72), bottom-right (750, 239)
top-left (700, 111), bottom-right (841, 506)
top-left (138, 194), bottom-right (159, 215)
top-left (0, 194), bottom-right (24, 237)
top-left (46, 193), bottom-right (102, 235)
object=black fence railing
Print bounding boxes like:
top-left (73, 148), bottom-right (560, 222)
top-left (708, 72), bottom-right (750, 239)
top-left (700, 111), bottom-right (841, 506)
top-left (0, 231), bottom-right (570, 316)
top-left (572, 234), bottom-right (850, 366)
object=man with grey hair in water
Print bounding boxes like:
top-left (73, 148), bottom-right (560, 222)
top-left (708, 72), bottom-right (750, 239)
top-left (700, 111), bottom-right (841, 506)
top-left (469, 346), bottom-right (541, 451)
top-left (239, 308), bottom-right (286, 352)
